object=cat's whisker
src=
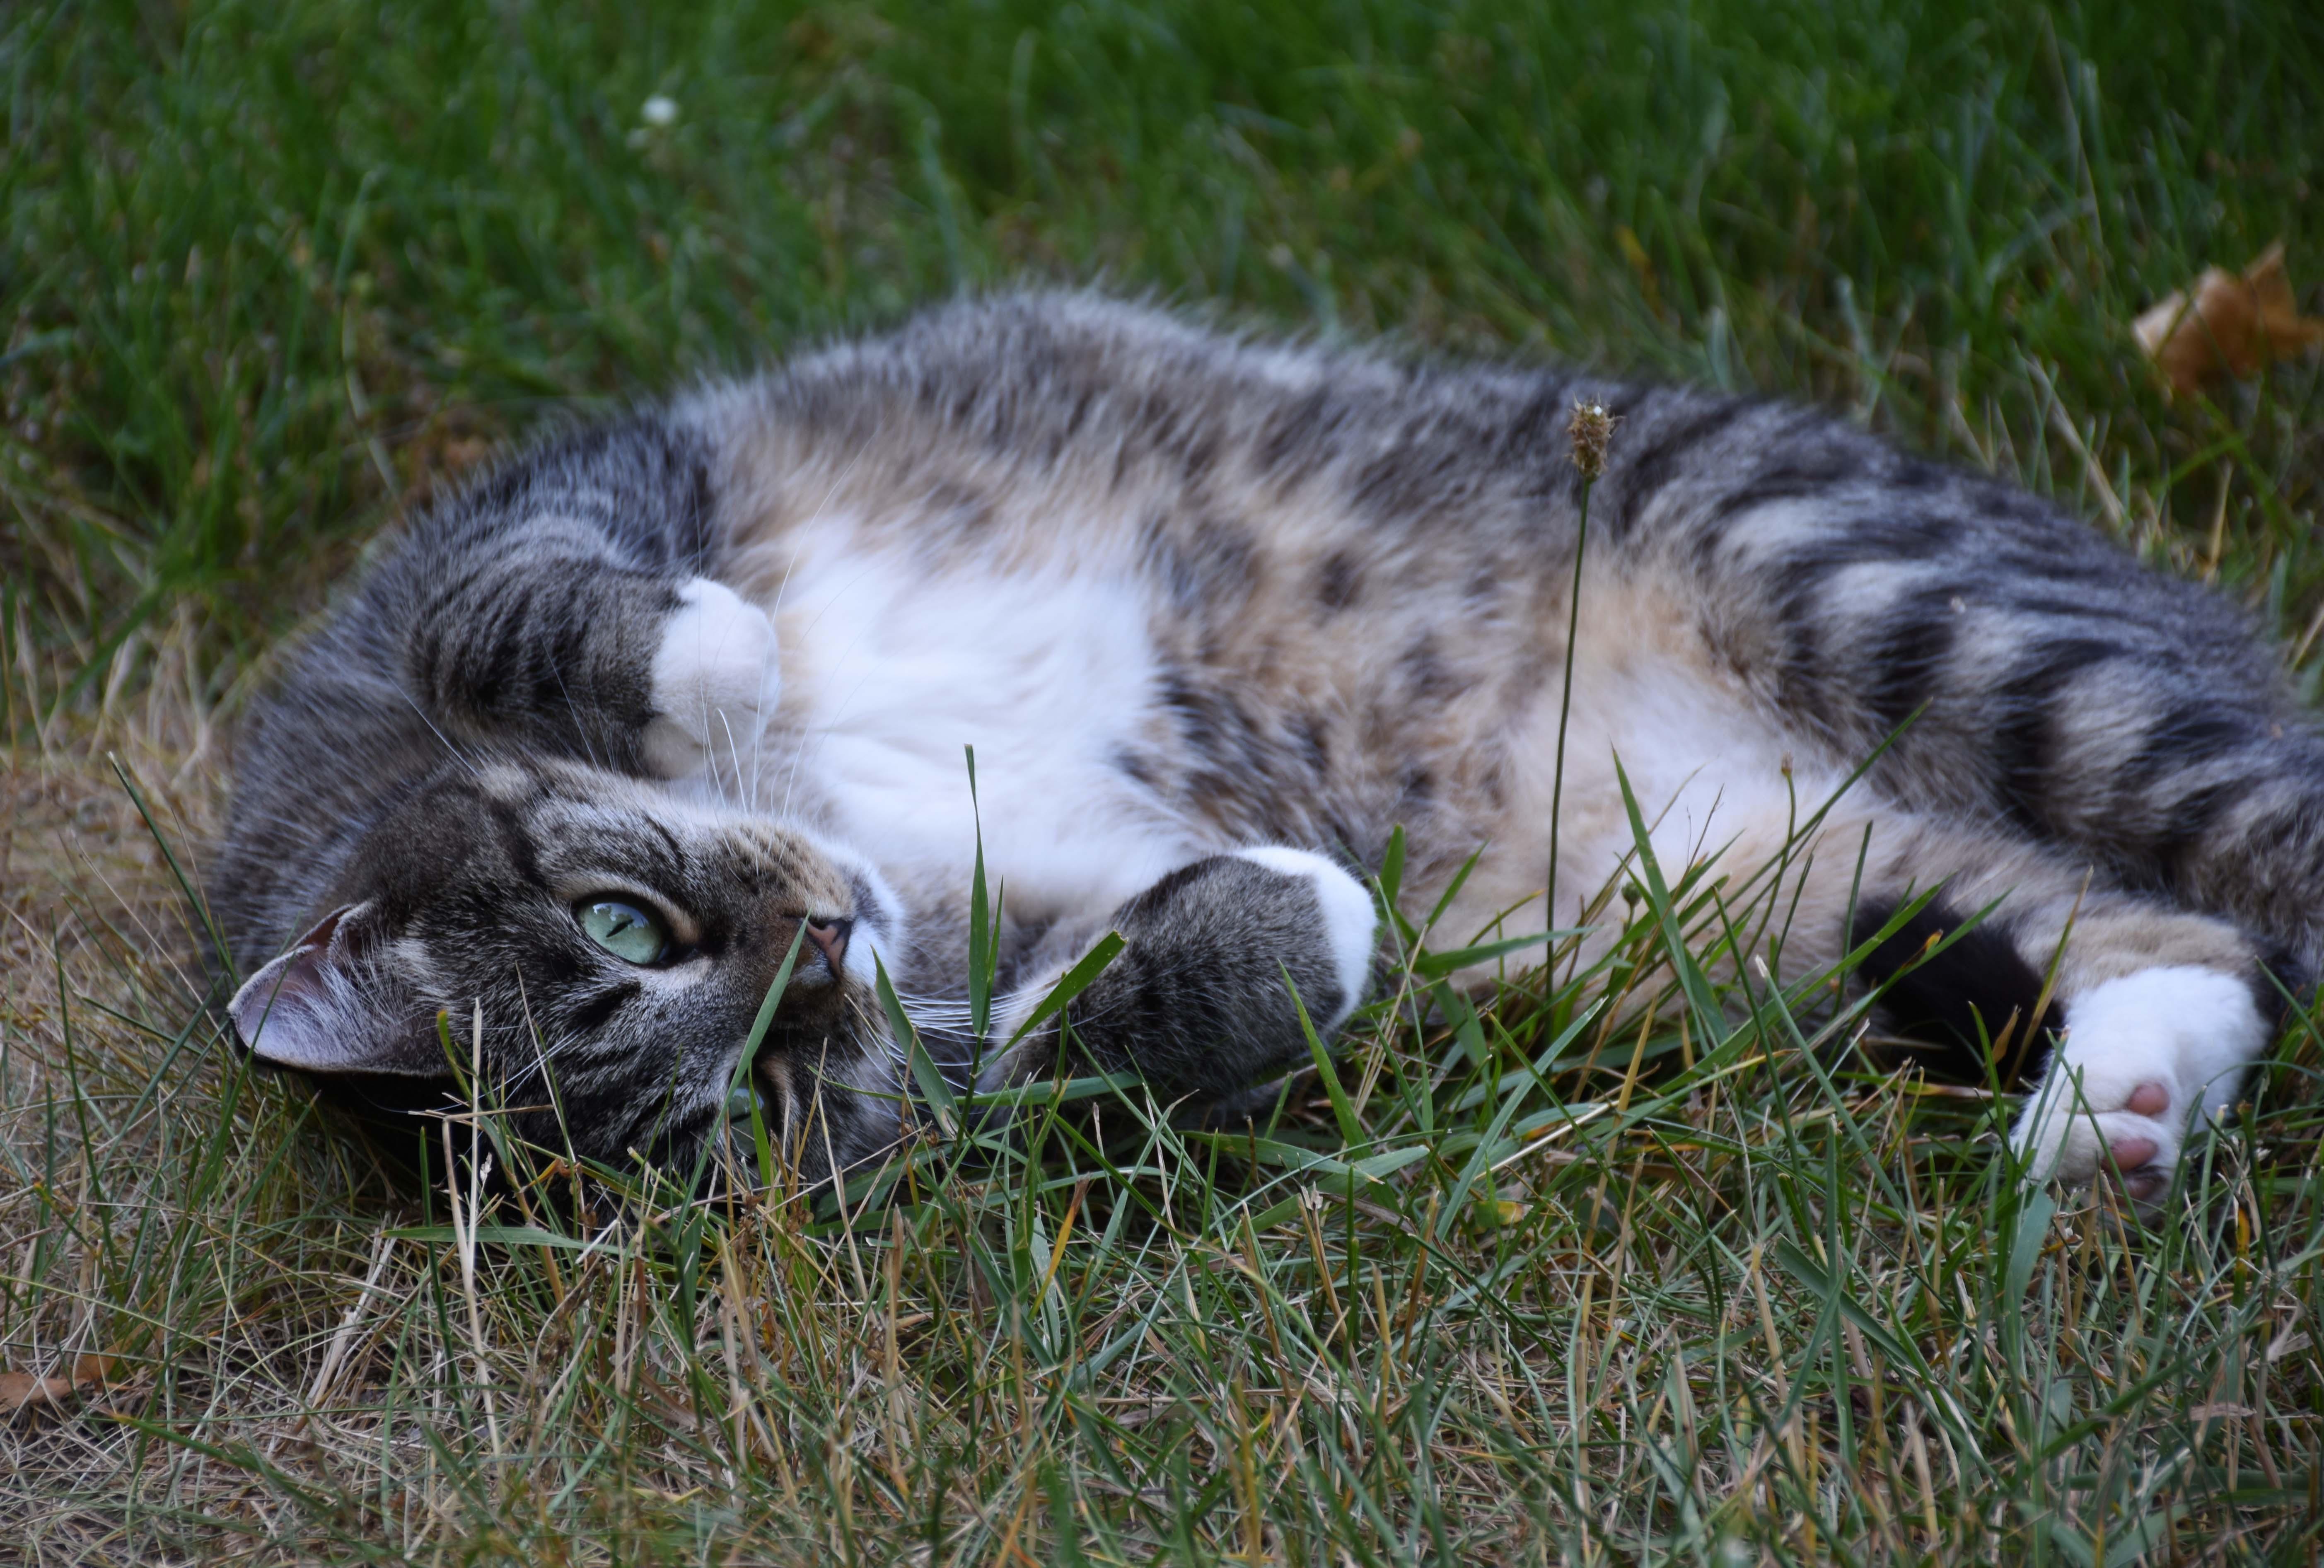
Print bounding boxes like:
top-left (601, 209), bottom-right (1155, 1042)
top-left (712, 708), bottom-right (745, 808)
top-left (546, 662), bottom-right (609, 774)
top-left (392, 686), bottom-right (481, 778)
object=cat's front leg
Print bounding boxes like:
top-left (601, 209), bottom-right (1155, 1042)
top-left (408, 558), bottom-right (777, 782)
top-left (641, 577), bottom-right (782, 780)
top-left (2012, 966), bottom-right (2273, 1202)
top-left (986, 848), bottom-right (1381, 1105)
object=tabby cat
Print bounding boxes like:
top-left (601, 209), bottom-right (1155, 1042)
top-left (216, 294), bottom-right (2310, 1202)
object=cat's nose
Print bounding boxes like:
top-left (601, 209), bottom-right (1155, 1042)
top-left (803, 917), bottom-right (852, 974)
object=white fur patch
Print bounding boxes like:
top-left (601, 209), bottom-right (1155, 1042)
top-left (2013, 965), bottom-right (2268, 1186)
top-left (770, 549), bottom-right (1203, 920)
top-left (1232, 846), bottom-right (1379, 1026)
top-left (645, 578), bottom-right (781, 780)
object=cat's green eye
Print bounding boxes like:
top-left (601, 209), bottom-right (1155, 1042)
top-left (577, 899), bottom-right (669, 965)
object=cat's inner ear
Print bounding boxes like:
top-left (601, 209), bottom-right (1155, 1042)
top-left (230, 903), bottom-right (447, 1078)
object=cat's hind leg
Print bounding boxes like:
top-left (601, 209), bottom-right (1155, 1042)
top-left (1651, 787), bottom-right (2284, 1199)
top-left (983, 848), bottom-right (1380, 1107)
top-left (1827, 811), bottom-right (2283, 1200)
top-left (2010, 966), bottom-right (2272, 1202)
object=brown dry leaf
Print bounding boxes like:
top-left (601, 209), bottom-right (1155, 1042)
top-left (0, 1370), bottom-right (76, 1417)
top-left (2, 1351), bottom-right (118, 1422)
top-left (2134, 241), bottom-right (2324, 396)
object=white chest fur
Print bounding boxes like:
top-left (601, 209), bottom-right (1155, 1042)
top-left (763, 545), bottom-right (1203, 922)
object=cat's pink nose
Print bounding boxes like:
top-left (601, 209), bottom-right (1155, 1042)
top-left (804, 918), bottom-right (851, 973)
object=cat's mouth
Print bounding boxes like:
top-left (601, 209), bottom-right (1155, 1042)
top-left (720, 984), bottom-right (903, 1166)
top-left (724, 1075), bottom-right (780, 1126)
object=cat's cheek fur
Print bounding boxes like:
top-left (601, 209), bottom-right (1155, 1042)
top-left (643, 577), bottom-right (781, 779)
top-left (2010, 966), bottom-right (2268, 1193)
top-left (1229, 847), bottom-right (1379, 1028)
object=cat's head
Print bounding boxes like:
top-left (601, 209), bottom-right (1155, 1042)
top-left (226, 757), bottom-right (910, 1186)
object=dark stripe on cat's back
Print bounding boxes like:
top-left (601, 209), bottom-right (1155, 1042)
top-left (2121, 702), bottom-right (2255, 784)
top-left (1784, 510), bottom-right (1955, 571)
top-left (1987, 638), bottom-right (2121, 830)
top-left (1698, 438), bottom-right (1878, 531)
top-left (1677, 421), bottom-right (1868, 568)
top-left (1603, 396), bottom-right (1758, 536)
top-left (1860, 587), bottom-right (1964, 736)
top-left (1769, 622), bottom-right (1835, 733)
top-left (2150, 777), bottom-right (2266, 880)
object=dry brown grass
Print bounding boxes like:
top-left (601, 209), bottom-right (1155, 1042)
top-left (3, 663), bottom-right (2321, 1562)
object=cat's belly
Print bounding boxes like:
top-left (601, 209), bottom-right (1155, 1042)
top-left (1428, 583), bottom-right (1851, 960)
top-left (742, 539), bottom-right (1837, 967)
top-left (760, 551), bottom-right (1206, 923)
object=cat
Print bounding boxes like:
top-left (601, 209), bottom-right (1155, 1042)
top-left (214, 292), bottom-right (2312, 1203)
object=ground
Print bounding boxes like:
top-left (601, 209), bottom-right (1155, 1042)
top-left (3, 1), bottom-right (2322, 1562)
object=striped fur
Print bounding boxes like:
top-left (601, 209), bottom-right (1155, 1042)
top-left (215, 294), bottom-right (2319, 1193)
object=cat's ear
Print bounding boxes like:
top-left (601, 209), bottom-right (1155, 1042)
top-left (230, 904), bottom-right (448, 1078)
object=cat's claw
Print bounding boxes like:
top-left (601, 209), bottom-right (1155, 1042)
top-left (644, 577), bottom-right (781, 778)
top-left (2010, 966), bottom-right (2266, 1199)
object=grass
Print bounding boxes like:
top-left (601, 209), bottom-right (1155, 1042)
top-left (4, 0), bottom-right (2324, 1560)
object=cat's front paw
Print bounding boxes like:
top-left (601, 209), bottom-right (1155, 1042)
top-left (1230, 846), bottom-right (1381, 1029)
top-left (643, 578), bottom-right (781, 779)
top-left (2011, 966), bottom-right (2266, 1202)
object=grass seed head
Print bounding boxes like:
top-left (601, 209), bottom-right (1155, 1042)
top-left (1568, 399), bottom-right (1617, 480)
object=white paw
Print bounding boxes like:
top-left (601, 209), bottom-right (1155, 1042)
top-left (1232, 846), bottom-right (1380, 1027)
top-left (2012, 965), bottom-right (2267, 1199)
top-left (643, 578), bottom-right (780, 778)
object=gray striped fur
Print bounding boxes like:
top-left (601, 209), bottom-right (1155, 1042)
top-left (214, 293), bottom-right (2320, 1192)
